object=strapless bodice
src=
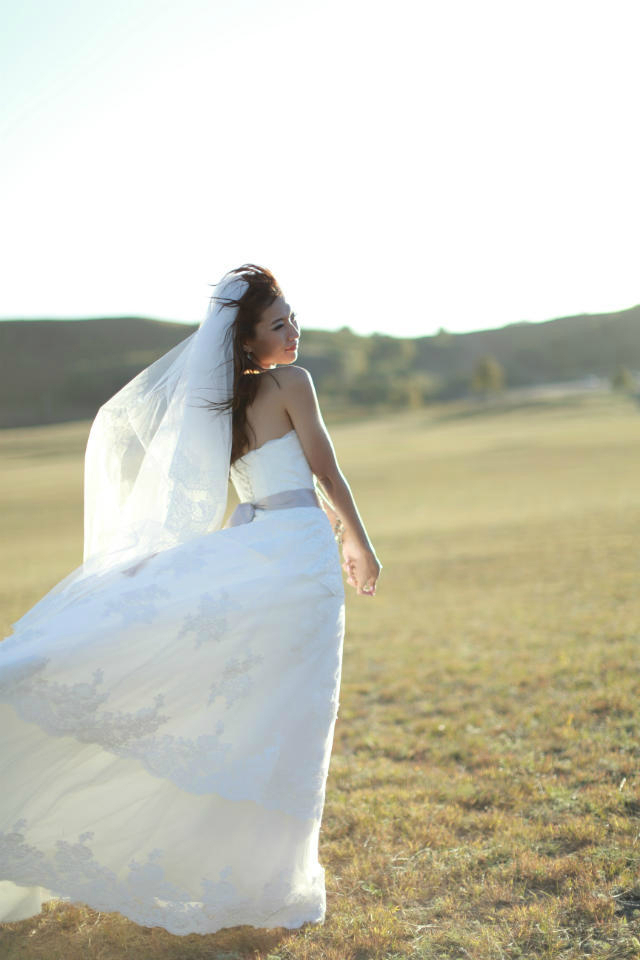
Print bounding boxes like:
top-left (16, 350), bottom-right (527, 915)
top-left (230, 429), bottom-right (314, 502)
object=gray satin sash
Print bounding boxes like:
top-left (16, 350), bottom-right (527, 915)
top-left (226, 487), bottom-right (320, 528)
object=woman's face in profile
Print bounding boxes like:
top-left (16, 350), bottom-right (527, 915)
top-left (245, 295), bottom-right (300, 368)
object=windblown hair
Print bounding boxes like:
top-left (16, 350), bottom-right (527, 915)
top-left (207, 263), bottom-right (283, 464)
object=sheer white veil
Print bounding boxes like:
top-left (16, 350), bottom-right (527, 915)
top-left (82, 270), bottom-right (249, 570)
top-left (7, 271), bottom-right (249, 631)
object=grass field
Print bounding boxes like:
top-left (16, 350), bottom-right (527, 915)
top-left (1, 392), bottom-right (640, 959)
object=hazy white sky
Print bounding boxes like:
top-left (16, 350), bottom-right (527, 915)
top-left (1, 0), bottom-right (638, 337)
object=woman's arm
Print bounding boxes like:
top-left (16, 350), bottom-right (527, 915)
top-left (279, 366), bottom-right (382, 597)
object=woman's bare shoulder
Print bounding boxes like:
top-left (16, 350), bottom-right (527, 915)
top-left (271, 365), bottom-right (315, 389)
top-left (270, 366), bottom-right (321, 424)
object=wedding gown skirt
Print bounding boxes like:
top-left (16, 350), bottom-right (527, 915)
top-left (0, 430), bottom-right (345, 935)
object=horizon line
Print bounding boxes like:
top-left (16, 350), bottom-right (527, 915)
top-left (1, 301), bottom-right (639, 339)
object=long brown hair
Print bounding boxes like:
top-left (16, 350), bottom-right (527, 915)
top-left (206, 263), bottom-right (283, 464)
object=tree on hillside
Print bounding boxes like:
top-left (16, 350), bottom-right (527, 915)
top-left (471, 354), bottom-right (505, 399)
top-left (611, 364), bottom-right (635, 393)
top-left (435, 326), bottom-right (453, 343)
top-left (388, 373), bottom-right (441, 409)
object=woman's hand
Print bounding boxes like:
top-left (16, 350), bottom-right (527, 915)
top-left (341, 532), bottom-right (382, 597)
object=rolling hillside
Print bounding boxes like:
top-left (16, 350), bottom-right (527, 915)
top-left (1, 304), bottom-right (638, 427)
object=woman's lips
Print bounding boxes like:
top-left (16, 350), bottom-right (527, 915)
top-left (285, 343), bottom-right (298, 352)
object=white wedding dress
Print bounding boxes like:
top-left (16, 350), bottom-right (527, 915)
top-left (0, 428), bottom-right (345, 935)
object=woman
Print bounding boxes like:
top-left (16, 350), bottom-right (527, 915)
top-left (0, 264), bottom-right (381, 935)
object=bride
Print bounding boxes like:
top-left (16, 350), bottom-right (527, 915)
top-left (0, 263), bottom-right (381, 935)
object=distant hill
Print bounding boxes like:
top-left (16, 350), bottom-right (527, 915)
top-left (1, 305), bottom-right (638, 428)
top-left (0, 317), bottom-right (194, 427)
top-left (413, 306), bottom-right (640, 397)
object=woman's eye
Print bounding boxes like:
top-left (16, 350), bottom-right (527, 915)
top-left (273, 313), bottom-right (296, 332)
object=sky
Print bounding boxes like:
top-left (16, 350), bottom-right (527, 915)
top-left (1, 0), bottom-right (638, 338)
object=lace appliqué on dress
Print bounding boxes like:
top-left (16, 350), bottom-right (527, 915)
top-left (0, 822), bottom-right (324, 935)
top-left (208, 653), bottom-right (264, 708)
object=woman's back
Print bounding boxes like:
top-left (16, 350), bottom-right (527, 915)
top-left (240, 369), bottom-right (295, 456)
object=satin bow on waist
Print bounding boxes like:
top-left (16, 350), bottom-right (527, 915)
top-left (225, 487), bottom-right (320, 528)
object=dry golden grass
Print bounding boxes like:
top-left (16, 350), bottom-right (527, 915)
top-left (1, 392), bottom-right (640, 959)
